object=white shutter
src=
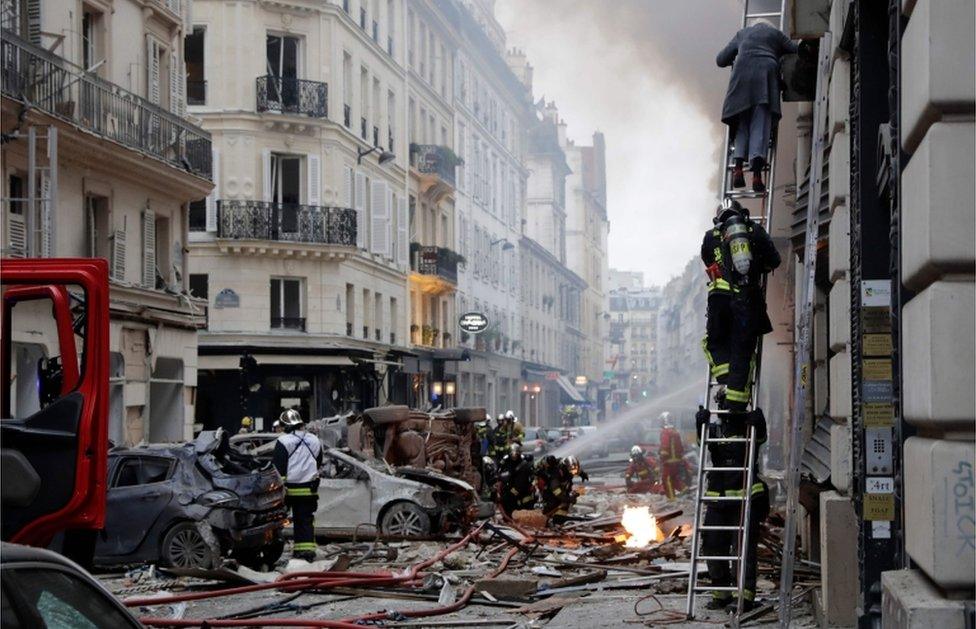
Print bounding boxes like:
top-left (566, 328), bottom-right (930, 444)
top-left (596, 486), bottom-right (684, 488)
top-left (39, 173), bottom-right (53, 257)
top-left (386, 189), bottom-right (394, 260)
top-left (396, 195), bottom-right (408, 267)
top-left (7, 214), bottom-right (26, 258)
top-left (206, 148), bottom-right (219, 231)
top-left (354, 171), bottom-right (366, 249)
top-left (142, 208), bottom-right (156, 288)
top-left (343, 165), bottom-right (353, 207)
top-left (169, 50), bottom-right (179, 113)
top-left (111, 229), bottom-right (126, 281)
top-left (370, 180), bottom-right (388, 256)
top-left (183, 0), bottom-right (193, 30)
top-left (146, 37), bottom-right (160, 104)
top-left (178, 60), bottom-right (186, 116)
top-left (307, 154), bottom-right (321, 206)
top-left (262, 149), bottom-right (272, 202)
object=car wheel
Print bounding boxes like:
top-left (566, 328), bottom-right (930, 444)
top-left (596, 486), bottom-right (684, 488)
top-left (236, 540), bottom-right (284, 571)
top-left (380, 502), bottom-right (431, 538)
top-left (161, 522), bottom-right (215, 569)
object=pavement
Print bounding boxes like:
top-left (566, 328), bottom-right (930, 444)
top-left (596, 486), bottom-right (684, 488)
top-left (98, 464), bottom-right (817, 628)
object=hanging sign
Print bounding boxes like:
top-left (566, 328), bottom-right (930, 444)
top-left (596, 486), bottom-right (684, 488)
top-left (458, 312), bottom-right (489, 334)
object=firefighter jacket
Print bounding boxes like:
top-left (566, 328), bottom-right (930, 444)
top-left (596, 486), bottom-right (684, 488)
top-left (701, 219), bottom-right (781, 293)
top-left (659, 428), bottom-right (685, 463)
top-left (625, 456), bottom-right (658, 485)
top-left (273, 430), bottom-right (323, 495)
top-left (499, 455), bottom-right (536, 508)
top-left (695, 408), bottom-right (768, 495)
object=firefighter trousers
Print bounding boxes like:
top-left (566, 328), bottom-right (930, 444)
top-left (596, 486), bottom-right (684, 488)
top-left (725, 297), bottom-right (761, 411)
top-left (703, 290), bottom-right (732, 383)
top-left (286, 486), bottom-right (318, 556)
top-left (701, 490), bottom-right (769, 601)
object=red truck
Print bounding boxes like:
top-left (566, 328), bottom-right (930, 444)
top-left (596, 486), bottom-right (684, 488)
top-left (1, 258), bottom-right (110, 560)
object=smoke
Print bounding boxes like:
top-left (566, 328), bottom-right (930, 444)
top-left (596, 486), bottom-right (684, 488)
top-left (496, 0), bottom-right (741, 285)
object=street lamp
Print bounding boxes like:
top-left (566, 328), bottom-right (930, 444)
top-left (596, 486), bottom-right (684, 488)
top-left (490, 238), bottom-right (514, 251)
top-left (357, 145), bottom-right (396, 165)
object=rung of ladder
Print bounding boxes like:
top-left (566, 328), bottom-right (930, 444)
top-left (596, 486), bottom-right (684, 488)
top-left (748, 215), bottom-right (767, 222)
top-left (694, 585), bottom-right (741, 592)
top-left (746, 11), bottom-right (782, 19)
top-left (726, 190), bottom-right (767, 199)
top-left (701, 496), bottom-right (748, 502)
top-left (705, 437), bottom-right (750, 443)
top-left (698, 555), bottom-right (741, 562)
top-left (697, 525), bottom-right (745, 531)
top-left (704, 466), bottom-right (749, 472)
top-left (710, 409), bottom-right (734, 415)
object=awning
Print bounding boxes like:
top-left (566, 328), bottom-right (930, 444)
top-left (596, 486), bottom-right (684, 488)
top-left (554, 374), bottom-right (587, 404)
top-left (200, 354), bottom-right (356, 370)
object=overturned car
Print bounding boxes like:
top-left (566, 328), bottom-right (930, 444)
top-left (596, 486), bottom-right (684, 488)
top-left (94, 430), bottom-right (286, 570)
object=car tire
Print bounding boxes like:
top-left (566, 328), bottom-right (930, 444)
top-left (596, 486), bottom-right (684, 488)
top-left (235, 540), bottom-right (284, 571)
top-left (161, 522), bottom-right (216, 569)
top-left (379, 502), bottom-right (431, 538)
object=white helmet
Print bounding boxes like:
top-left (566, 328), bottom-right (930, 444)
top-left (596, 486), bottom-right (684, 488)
top-left (505, 410), bottom-right (516, 421)
top-left (630, 445), bottom-right (644, 460)
top-left (279, 409), bottom-right (304, 428)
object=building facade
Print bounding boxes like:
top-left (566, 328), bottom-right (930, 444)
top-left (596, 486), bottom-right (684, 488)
top-left (187, 0), bottom-right (412, 430)
top-left (1, 0), bottom-right (212, 444)
top-left (606, 273), bottom-right (661, 415)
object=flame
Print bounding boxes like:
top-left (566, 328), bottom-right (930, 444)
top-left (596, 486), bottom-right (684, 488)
top-left (620, 506), bottom-right (664, 548)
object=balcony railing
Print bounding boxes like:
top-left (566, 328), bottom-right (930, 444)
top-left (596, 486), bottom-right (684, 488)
top-left (410, 243), bottom-right (459, 284)
top-left (360, 117), bottom-right (368, 140)
top-left (409, 144), bottom-right (458, 188)
top-left (343, 103), bottom-right (351, 128)
top-left (372, 125), bottom-right (379, 147)
top-left (218, 200), bottom-right (356, 245)
top-left (271, 317), bottom-right (306, 331)
top-left (1, 31), bottom-right (212, 179)
top-left (187, 79), bottom-right (206, 105)
top-left (255, 76), bottom-right (327, 118)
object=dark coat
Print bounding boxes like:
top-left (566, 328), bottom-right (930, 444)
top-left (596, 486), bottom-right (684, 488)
top-left (717, 23), bottom-right (798, 125)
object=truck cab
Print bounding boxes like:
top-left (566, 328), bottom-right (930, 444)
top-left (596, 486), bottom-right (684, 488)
top-left (1, 259), bottom-right (110, 560)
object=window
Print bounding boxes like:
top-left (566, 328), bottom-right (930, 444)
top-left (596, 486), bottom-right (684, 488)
top-left (342, 52), bottom-right (352, 127)
top-left (188, 198), bottom-right (207, 232)
top-left (345, 283), bottom-right (355, 336)
top-left (265, 34), bottom-right (299, 109)
top-left (269, 152), bottom-right (302, 209)
top-left (4, 569), bottom-right (141, 629)
top-left (270, 278), bottom-right (304, 330)
top-left (81, 8), bottom-right (102, 72)
top-left (184, 26), bottom-right (205, 105)
top-left (112, 457), bottom-right (173, 487)
top-left (189, 274), bottom-right (208, 299)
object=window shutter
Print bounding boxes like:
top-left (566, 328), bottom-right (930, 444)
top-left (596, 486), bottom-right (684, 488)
top-left (111, 229), bottom-right (126, 281)
top-left (6, 213), bottom-right (26, 258)
top-left (40, 173), bottom-right (53, 257)
top-left (370, 180), bottom-right (388, 256)
top-left (183, 0), bottom-right (193, 31)
top-left (169, 50), bottom-right (180, 114)
top-left (262, 149), bottom-right (272, 202)
top-left (146, 37), bottom-right (160, 104)
top-left (386, 189), bottom-right (394, 260)
top-left (354, 171), bottom-right (366, 249)
top-left (142, 208), bottom-right (156, 288)
top-left (396, 195), bottom-right (408, 267)
top-left (206, 148), bottom-right (219, 231)
top-left (26, 0), bottom-right (40, 44)
top-left (343, 165), bottom-right (353, 207)
top-left (307, 154), bottom-right (321, 206)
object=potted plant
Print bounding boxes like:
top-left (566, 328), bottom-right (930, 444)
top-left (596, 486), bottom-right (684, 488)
top-left (422, 325), bottom-right (434, 346)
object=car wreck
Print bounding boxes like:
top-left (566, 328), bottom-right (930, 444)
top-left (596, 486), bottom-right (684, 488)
top-left (94, 429), bottom-right (286, 570)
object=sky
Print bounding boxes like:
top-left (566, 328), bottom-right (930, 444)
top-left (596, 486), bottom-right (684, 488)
top-left (495, 0), bottom-right (741, 286)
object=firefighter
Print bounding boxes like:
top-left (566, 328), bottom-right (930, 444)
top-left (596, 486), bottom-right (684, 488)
top-left (489, 415), bottom-right (510, 462)
top-left (625, 446), bottom-right (657, 493)
top-left (694, 405), bottom-right (770, 612)
top-left (701, 201), bottom-right (781, 412)
top-left (497, 443), bottom-right (536, 516)
top-left (238, 416), bottom-right (253, 434)
top-left (535, 455), bottom-right (567, 521)
top-left (273, 409), bottom-right (323, 562)
top-left (658, 413), bottom-right (687, 499)
top-left (481, 456), bottom-right (499, 502)
top-left (506, 410), bottom-right (525, 444)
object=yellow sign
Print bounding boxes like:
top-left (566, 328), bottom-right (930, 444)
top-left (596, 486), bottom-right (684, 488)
top-left (864, 493), bottom-right (895, 521)
top-left (862, 308), bottom-right (891, 334)
top-left (864, 403), bottom-right (894, 426)
top-left (863, 334), bottom-right (892, 357)
top-left (863, 359), bottom-right (893, 381)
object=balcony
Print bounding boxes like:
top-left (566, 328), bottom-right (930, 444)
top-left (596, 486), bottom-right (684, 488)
top-left (255, 76), bottom-right (327, 118)
top-left (409, 144), bottom-right (459, 197)
top-left (271, 317), bottom-right (306, 331)
top-left (0, 31), bottom-right (211, 179)
top-left (410, 243), bottom-right (460, 290)
top-left (217, 200), bottom-right (356, 245)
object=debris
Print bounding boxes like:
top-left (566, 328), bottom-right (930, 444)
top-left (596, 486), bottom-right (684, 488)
top-left (479, 590), bottom-right (498, 602)
top-left (512, 509), bottom-right (548, 529)
top-left (473, 577), bottom-right (539, 599)
top-left (529, 566), bottom-right (562, 577)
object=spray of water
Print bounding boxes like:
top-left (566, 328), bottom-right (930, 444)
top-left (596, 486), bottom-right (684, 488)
top-left (552, 378), bottom-right (704, 459)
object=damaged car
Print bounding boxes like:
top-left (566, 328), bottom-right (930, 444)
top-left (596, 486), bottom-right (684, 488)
top-left (94, 430), bottom-right (287, 570)
top-left (313, 448), bottom-right (482, 538)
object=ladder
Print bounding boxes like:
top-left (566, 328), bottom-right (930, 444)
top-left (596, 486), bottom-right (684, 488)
top-left (685, 0), bottom-right (786, 622)
top-left (2, 125), bottom-right (58, 258)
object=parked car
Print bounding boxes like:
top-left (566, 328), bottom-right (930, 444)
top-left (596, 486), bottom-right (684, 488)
top-left (94, 430), bottom-right (287, 570)
top-left (1, 542), bottom-right (142, 628)
top-left (522, 426), bottom-right (551, 457)
top-left (313, 448), bottom-right (485, 538)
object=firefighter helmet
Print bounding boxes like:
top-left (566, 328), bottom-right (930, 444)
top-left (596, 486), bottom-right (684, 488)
top-left (509, 442), bottom-right (522, 460)
top-left (279, 409), bottom-right (304, 428)
top-left (563, 456), bottom-right (581, 476)
top-left (630, 445), bottom-right (644, 460)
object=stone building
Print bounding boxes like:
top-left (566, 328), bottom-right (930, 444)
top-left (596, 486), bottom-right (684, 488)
top-left (1, 0), bottom-right (212, 443)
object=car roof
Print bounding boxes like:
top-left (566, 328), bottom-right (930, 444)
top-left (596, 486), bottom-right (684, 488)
top-left (108, 445), bottom-right (181, 458)
top-left (2, 541), bottom-right (85, 567)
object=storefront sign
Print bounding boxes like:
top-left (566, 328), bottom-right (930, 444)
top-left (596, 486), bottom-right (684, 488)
top-left (458, 312), bottom-right (489, 333)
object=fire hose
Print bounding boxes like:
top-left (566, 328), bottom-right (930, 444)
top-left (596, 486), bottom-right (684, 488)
top-left (133, 522), bottom-right (525, 627)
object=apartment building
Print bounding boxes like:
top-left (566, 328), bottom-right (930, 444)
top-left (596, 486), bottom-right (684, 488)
top-left (1, 0), bottom-right (212, 444)
top-left (450, 0), bottom-right (527, 417)
top-left (186, 0), bottom-right (411, 429)
top-left (606, 273), bottom-right (660, 414)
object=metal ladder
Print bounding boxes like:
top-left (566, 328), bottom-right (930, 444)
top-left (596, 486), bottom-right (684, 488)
top-left (685, 0), bottom-right (786, 622)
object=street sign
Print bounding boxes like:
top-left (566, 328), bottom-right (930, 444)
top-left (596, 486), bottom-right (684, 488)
top-left (458, 312), bottom-right (489, 333)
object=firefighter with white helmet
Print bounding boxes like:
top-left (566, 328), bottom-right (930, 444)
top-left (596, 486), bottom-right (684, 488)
top-left (273, 409), bottom-right (322, 562)
top-left (659, 413), bottom-right (687, 499)
top-left (625, 445), bottom-right (658, 493)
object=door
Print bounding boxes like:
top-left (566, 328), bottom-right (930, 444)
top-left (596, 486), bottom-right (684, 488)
top-left (1, 258), bottom-right (110, 550)
top-left (270, 153), bottom-right (302, 235)
top-left (94, 455), bottom-right (176, 558)
top-left (266, 34), bottom-right (299, 110)
top-left (315, 453), bottom-right (372, 531)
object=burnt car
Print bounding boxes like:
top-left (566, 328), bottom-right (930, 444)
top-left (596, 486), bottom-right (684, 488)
top-left (313, 448), bottom-right (482, 538)
top-left (93, 430), bottom-right (286, 570)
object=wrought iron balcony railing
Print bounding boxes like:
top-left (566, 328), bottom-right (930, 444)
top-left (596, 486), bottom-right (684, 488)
top-left (410, 243), bottom-right (459, 284)
top-left (409, 144), bottom-right (458, 188)
top-left (255, 76), bottom-right (327, 118)
top-left (1, 31), bottom-right (212, 178)
top-left (218, 200), bottom-right (356, 246)
top-left (271, 317), bottom-right (306, 331)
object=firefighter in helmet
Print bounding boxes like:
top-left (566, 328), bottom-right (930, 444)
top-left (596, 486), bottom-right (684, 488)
top-left (625, 445), bottom-right (658, 493)
top-left (273, 409), bottom-right (323, 562)
top-left (497, 443), bottom-right (535, 516)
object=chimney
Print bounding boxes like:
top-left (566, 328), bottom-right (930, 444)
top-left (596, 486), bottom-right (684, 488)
top-left (506, 47), bottom-right (533, 92)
